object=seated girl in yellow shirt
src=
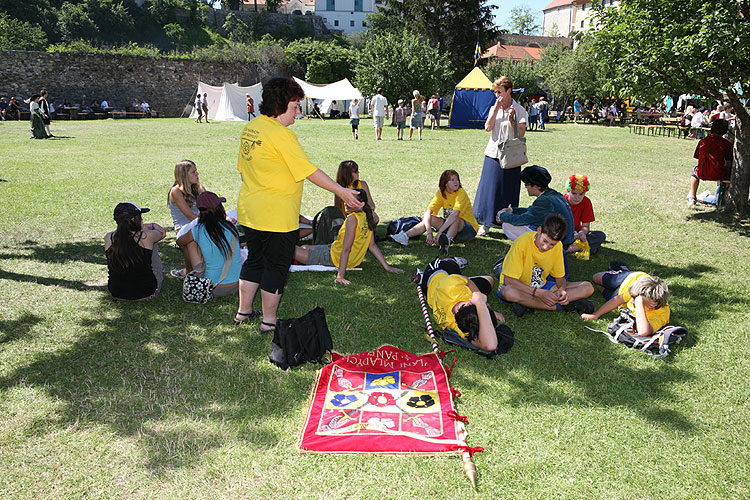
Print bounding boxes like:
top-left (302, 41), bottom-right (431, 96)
top-left (333, 160), bottom-right (379, 225)
top-left (294, 189), bottom-right (402, 285)
top-left (390, 169), bottom-right (479, 254)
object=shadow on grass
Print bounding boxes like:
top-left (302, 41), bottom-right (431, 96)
top-left (1, 239), bottom-right (107, 266)
top-left (0, 312), bottom-right (43, 344)
top-left (0, 279), bottom-right (316, 473)
top-left (686, 209), bottom-right (750, 238)
top-left (0, 233), bottom-right (744, 471)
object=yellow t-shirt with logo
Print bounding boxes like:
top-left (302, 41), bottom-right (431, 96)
top-left (617, 271), bottom-right (671, 332)
top-left (427, 188), bottom-right (479, 232)
top-left (500, 231), bottom-right (565, 286)
top-left (427, 271), bottom-right (472, 338)
top-left (237, 115), bottom-right (317, 232)
top-left (330, 211), bottom-right (372, 268)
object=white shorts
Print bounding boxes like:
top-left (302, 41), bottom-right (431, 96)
top-left (373, 115), bottom-right (385, 128)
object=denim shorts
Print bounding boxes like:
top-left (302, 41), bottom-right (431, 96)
top-left (307, 244), bottom-right (334, 267)
top-left (454, 222), bottom-right (477, 242)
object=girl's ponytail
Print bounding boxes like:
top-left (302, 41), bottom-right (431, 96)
top-left (354, 188), bottom-right (376, 231)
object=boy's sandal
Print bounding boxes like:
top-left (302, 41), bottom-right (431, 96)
top-left (259, 320), bottom-right (276, 334)
top-left (233, 310), bottom-right (261, 326)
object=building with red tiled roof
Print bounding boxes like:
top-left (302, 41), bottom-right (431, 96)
top-left (481, 44), bottom-right (543, 62)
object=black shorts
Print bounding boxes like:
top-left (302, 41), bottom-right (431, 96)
top-left (600, 270), bottom-right (635, 300)
top-left (420, 257), bottom-right (492, 295)
top-left (239, 226), bottom-right (297, 294)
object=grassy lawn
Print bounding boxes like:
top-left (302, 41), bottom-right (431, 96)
top-left (1, 117), bottom-right (748, 499)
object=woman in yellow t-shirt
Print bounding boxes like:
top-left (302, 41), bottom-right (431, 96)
top-left (389, 169), bottom-right (479, 255)
top-left (294, 189), bottom-right (402, 285)
top-left (333, 160), bottom-right (379, 224)
top-left (233, 78), bottom-right (363, 330)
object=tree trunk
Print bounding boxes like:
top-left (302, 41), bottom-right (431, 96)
top-left (726, 97), bottom-right (750, 214)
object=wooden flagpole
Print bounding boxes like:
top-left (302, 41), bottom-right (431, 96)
top-left (415, 283), bottom-right (478, 489)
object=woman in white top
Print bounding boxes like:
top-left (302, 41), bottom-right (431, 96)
top-left (349, 98), bottom-right (360, 139)
top-left (472, 76), bottom-right (527, 236)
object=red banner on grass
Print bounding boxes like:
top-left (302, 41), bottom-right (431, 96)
top-left (298, 345), bottom-right (463, 455)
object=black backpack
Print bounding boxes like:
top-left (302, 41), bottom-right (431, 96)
top-left (602, 308), bottom-right (687, 358)
top-left (386, 216), bottom-right (421, 236)
top-left (269, 307), bottom-right (333, 370)
top-left (312, 206), bottom-right (345, 245)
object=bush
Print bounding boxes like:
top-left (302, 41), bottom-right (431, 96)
top-left (0, 12), bottom-right (48, 50)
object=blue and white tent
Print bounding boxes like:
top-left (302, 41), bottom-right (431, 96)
top-left (448, 68), bottom-right (496, 129)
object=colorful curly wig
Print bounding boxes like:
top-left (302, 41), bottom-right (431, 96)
top-left (565, 174), bottom-right (590, 193)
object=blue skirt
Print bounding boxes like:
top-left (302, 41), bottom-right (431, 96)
top-left (473, 156), bottom-right (522, 227)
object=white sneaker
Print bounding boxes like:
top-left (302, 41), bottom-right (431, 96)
top-left (686, 196), bottom-right (696, 206)
top-left (390, 231), bottom-right (409, 246)
top-left (452, 257), bottom-right (468, 269)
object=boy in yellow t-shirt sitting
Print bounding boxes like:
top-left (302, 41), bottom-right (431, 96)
top-left (581, 262), bottom-right (670, 336)
top-left (498, 214), bottom-right (595, 317)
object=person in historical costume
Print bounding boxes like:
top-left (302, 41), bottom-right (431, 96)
top-left (28, 94), bottom-right (48, 139)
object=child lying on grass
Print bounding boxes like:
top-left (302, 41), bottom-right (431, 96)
top-left (581, 262), bottom-right (670, 336)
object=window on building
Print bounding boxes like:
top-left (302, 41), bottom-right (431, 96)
top-left (327, 0), bottom-right (335, 10)
top-left (581, 20), bottom-right (584, 28)
top-left (610, 0), bottom-right (614, 4)
top-left (581, 2), bottom-right (586, 10)
top-left (362, 20), bottom-right (366, 27)
top-left (350, 20), bottom-right (354, 26)
top-left (334, 19), bottom-right (339, 26)
top-left (354, 0), bottom-right (363, 11)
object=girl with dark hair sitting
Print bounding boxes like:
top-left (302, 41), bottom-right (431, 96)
top-left (333, 160), bottom-right (379, 225)
top-left (176, 192), bottom-right (241, 298)
top-left (294, 189), bottom-right (402, 285)
top-left (105, 202), bottom-right (166, 300)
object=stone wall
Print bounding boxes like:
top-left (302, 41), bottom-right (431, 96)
top-left (0, 50), bottom-right (288, 117)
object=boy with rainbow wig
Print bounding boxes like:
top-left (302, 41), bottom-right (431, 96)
top-left (563, 174), bottom-right (606, 258)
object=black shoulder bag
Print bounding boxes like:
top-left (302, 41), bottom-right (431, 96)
top-left (269, 307), bottom-right (333, 370)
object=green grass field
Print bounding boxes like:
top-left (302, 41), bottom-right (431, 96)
top-left (1, 117), bottom-right (748, 499)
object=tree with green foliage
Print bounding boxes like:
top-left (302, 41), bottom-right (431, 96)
top-left (56, 1), bottom-right (98, 42)
top-left (484, 58), bottom-right (540, 99)
top-left (85, 0), bottom-right (136, 44)
top-left (285, 38), bottom-right (356, 83)
top-left (147, 0), bottom-right (180, 26)
top-left (589, 0), bottom-right (750, 213)
top-left (535, 38), bottom-right (606, 105)
top-left (354, 30), bottom-right (449, 107)
top-left (223, 13), bottom-right (253, 43)
top-left (366, 0), bottom-right (496, 89)
top-left (507, 5), bottom-right (540, 35)
top-left (265, 0), bottom-right (282, 13)
top-left (164, 23), bottom-right (187, 49)
top-left (0, 12), bottom-right (48, 50)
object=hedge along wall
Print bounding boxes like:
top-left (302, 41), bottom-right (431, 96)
top-left (0, 50), bottom-right (287, 117)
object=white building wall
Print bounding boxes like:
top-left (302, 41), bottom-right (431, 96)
top-left (573, 0), bottom-right (620, 34)
top-left (542, 5), bottom-right (574, 37)
top-left (314, 0), bottom-right (378, 34)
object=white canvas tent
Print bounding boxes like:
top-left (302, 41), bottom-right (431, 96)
top-left (188, 82), bottom-right (263, 121)
top-left (292, 77), bottom-right (364, 117)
